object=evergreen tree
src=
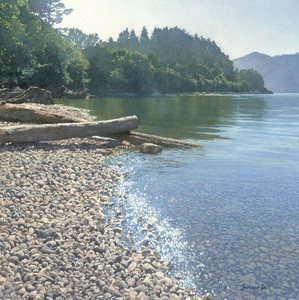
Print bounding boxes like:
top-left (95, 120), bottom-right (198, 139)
top-left (129, 29), bottom-right (138, 42)
top-left (117, 28), bottom-right (129, 43)
top-left (140, 26), bottom-right (150, 53)
top-left (140, 26), bottom-right (149, 43)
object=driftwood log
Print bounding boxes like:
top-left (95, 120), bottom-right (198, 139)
top-left (0, 87), bottom-right (54, 105)
top-left (112, 131), bottom-right (203, 148)
top-left (0, 103), bottom-right (86, 124)
top-left (0, 116), bottom-right (139, 144)
top-left (58, 85), bottom-right (91, 99)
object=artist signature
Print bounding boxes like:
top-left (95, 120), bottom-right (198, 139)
top-left (241, 284), bottom-right (271, 291)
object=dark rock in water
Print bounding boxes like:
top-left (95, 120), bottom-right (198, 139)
top-left (140, 143), bottom-right (163, 154)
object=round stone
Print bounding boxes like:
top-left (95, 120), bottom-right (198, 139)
top-left (140, 143), bottom-right (163, 154)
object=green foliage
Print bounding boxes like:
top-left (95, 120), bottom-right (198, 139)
top-left (60, 27), bottom-right (100, 50)
top-left (236, 69), bottom-right (268, 92)
top-left (1, 4), bottom-right (269, 98)
top-left (0, 0), bottom-right (88, 93)
top-left (83, 46), bottom-right (113, 94)
top-left (0, 0), bottom-right (28, 86)
top-left (84, 47), bottom-right (154, 96)
top-left (84, 26), bottom-right (268, 96)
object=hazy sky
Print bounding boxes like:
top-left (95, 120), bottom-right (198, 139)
top-left (60, 0), bottom-right (299, 59)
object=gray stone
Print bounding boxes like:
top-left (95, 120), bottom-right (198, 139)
top-left (19, 243), bottom-right (28, 250)
top-left (135, 284), bottom-right (146, 293)
top-left (25, 284), bottom-right (35, 292)
top-left (140, 143), bottom-right (163, 154)
top-left (119, 281), bottom-right (128, 290)
top-left (113, 255), bottom-right (122, 264)
top-left (41, 246), bottom-right (55, 254)
top-left (126, 277), bottom-right (135, 287)
top-left (9, 256), bottom-right (19, 264)
top-left (40, 228), bottom-right (56, 239)
top-left (143, 263), bottom-right (155, 274)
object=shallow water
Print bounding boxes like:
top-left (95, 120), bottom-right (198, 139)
top-left (56, 94), bottom-right (299, 299)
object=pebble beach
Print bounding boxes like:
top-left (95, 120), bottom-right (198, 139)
top-left (0, 105), bottom-right (207, 300)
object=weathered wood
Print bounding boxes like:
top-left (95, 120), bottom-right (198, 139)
top-left (0, 116), bottom-right (139, 144)
top-left (58, 85), bottom-right (92, 99)
top-left (1, 87), bottom-right (54, 105)
top-left (0, 91), bottom-right (22, 100)
top-left (0, 103), bottom-right (86, 124)
top-left (112, 131), bottom-right (203, 148)
top-left (0, 88), bottom-right (10, 96)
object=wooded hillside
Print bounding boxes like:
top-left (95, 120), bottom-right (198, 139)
top-left (1, 0), bottom-right (270, 96)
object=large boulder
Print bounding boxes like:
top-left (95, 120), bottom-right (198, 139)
top-left (139, 143), bottom-right (163, 154)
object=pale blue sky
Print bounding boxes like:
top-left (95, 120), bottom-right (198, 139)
top-left (61, 0), bottom-right (299, 59)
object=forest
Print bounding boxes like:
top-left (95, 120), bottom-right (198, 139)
top-left (0, 0), bottom-right (270, 97)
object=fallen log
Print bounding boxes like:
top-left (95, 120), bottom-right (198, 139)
top-left (0, 103), bottom-right (86, 124)
top-left (111, 131), bottom-right (203, 148)
top-left (1, 86), bottom-right (54, 105)
top-left (0, 116), bottom-right (139, 144)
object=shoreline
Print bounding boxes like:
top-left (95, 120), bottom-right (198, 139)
top-left (0, 105), bottom-right (206, 299)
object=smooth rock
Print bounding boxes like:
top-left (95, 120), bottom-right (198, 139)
top-left (140, 143), bottom-right (163, 154)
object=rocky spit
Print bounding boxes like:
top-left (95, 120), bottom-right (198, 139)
top-left (0, 105), bottom-right (210, 300)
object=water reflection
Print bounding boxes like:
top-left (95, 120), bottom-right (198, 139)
top-left (56, 95), bottom-right (267, 141)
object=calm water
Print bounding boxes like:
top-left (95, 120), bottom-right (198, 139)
top-left (56, 94), bottom-right (299, 299)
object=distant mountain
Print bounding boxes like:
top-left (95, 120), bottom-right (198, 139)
top-left (233, 52), bottom-right (299, 93)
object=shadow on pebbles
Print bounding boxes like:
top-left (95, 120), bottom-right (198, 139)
top-left (0, 135), bottom-right (210, 300)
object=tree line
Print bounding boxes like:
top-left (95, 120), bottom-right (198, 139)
top-left (0, 0), bottom-right (270, 97)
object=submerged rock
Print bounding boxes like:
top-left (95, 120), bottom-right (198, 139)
top-left (140, 143), bottom-right (163, 154)
top-left (202, 293), bottom-right (214, 300)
